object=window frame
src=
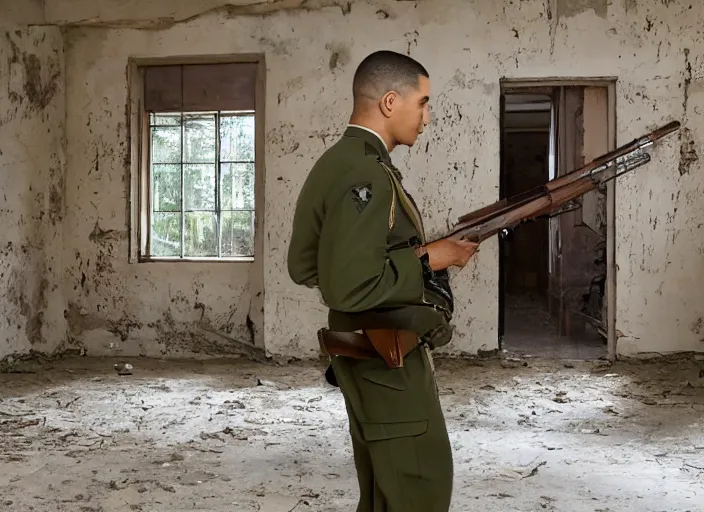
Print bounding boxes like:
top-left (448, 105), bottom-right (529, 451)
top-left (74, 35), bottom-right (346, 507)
top-left (127, 54), bottom-right (266, 264)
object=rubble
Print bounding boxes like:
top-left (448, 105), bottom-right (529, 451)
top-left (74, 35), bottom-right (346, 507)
top-left (0, 355), bottom-right (702, 511)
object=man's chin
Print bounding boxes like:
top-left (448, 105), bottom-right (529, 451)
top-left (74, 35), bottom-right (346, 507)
top-left (404, 133), bottom-right (423, 146)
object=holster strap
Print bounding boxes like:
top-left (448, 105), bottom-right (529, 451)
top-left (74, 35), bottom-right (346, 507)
top-left (318, 328), bottom-right (419, 368)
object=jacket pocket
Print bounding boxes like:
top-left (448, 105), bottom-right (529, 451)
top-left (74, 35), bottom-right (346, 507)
top-left (362, 368), bottom-right (409, 390)
top-left (357, 367), bottom-right (428, 427)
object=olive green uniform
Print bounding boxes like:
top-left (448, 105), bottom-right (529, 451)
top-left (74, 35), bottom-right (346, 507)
top-left (288, 126), bottom-right (454, 511)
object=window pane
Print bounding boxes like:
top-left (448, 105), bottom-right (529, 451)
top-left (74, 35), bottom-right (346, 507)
top-left (221, 211), bottom-right (254, 257)
top-left (184, 164), bottom-right (215, 211)
top-left (151, 212), bottom-right (181, 257)
top-left (151, 113), bottom-right (181, 126)
top-left (152, 164), bottom-right (181, 212)
top-left (185, 212), bottom-right (217, 257)
top-left (151, 126), bottom-right (181, 163)
top-left (221, 163), bottom-right (254, 210)
top-left (220, 114), bottom-right (255, 162)
top-left (184, 114), bottom-right (216, 163)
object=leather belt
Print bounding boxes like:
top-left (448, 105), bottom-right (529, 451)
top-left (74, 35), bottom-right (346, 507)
top-left (318, 328), bottom-right (419, 368)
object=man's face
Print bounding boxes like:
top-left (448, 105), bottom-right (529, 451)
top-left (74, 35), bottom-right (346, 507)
top-left (390, 75), bottom-right (431, 147)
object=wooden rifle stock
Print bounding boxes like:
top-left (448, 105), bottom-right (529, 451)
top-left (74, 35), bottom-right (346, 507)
top-left (436, 121), bottom-right (681, 244)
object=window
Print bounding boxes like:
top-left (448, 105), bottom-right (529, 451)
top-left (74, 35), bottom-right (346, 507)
top-left (148, 110), bottom-right (255, 258)
top-left (130, 59), bottom-right (263, 262)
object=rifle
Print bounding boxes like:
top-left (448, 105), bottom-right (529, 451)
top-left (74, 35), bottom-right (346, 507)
top-left (437, 121), bottom-right (681, 244)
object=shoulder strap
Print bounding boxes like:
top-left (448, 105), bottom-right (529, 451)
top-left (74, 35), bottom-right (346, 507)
top-left (378, 161), bottom-right (426, 244)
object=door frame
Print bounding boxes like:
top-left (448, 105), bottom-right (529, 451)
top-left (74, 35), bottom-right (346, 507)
top-left (498, 77), bottom-right (618, 361)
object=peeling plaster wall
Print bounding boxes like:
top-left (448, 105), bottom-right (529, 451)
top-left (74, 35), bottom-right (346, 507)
top-left (62, 31), bottom-right (264, 359)
top-left (0, 0), bottom-right (46, 25)
top-left (62, 0), bottom-right (704, 359)
top-left (43, 0), bottom-right (347, 28)
top-left (0, 26), bottom-right (67, 361)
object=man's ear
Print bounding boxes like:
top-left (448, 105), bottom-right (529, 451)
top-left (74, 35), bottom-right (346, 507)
top-left (380, 90), bottom-right (398, 118)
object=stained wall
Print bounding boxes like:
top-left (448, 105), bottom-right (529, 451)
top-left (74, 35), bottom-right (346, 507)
top-left (5, 0), bottom-right (704, 359)
top-left (0, 26), bottom-right (67, 362)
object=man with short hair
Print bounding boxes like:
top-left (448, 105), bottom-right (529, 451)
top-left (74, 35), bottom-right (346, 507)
top-left (287, 50), bottom-right (478, 512)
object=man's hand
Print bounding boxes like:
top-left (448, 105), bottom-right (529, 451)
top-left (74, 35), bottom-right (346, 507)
top-left (423, 238), bottom-right (479, 271)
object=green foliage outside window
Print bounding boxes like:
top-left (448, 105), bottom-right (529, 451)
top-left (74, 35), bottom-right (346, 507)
top-left (149, 112), bottom-right (256, 259)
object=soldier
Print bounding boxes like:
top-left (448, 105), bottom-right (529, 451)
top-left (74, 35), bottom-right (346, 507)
top-left (287, 50), bottom-right (478, 511)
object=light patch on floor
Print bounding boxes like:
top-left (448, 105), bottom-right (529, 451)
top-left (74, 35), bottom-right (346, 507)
top-left (1, 355), bottom-right (703, 511)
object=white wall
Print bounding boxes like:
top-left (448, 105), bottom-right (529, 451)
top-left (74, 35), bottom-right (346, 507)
top-left (61, 32), bottom-right (265, 359)
top-left (0, 25), bottom-right (67, 361)
top-left (4, 0), bottom-right (702, 360)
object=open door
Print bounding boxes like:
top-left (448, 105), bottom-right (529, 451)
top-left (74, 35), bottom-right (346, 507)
top-left (499, 79), bottom-right (615, 359)
top-left (549, 86), bottom-right (609, 338)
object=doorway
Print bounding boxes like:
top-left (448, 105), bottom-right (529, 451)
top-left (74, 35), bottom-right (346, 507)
top-left (498, 80), bottom-right (616, 360)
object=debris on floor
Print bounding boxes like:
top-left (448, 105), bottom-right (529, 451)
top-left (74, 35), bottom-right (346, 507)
top-left (1, 354), bottom-right (703, 511)
top-left (113, 362), bottom-right (133, 376)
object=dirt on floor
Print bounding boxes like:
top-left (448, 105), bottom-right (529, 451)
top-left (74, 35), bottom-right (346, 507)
top-left (1, 351), bottom-right (703, 512)
top-left (502, 291), bottom-right (607, 360)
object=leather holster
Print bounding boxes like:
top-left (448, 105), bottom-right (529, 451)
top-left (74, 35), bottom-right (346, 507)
top-left (318, 328), bottom-right (419, 369)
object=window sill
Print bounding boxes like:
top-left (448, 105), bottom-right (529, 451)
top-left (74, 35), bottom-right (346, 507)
top-left (136, 256), bottom-right (255, 263)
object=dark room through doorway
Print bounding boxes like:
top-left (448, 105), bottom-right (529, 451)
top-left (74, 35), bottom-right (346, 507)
top-left (498, 84), bottom-right (611, 360)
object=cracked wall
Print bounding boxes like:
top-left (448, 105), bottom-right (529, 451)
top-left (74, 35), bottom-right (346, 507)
top-left (0, 26), bottom-right (67, 362)
top-left (43, 0), bottom-right (349, 28)
top-left (62, 30), bottom-right (264, 359)
top-left (59, 0), bottom-right (704, 358)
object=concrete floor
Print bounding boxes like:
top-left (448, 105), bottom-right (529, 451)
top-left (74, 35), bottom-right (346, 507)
top-left (1, 353), bottom-right (703, 512)
top-left (502, 292), bottom-right (608, 360)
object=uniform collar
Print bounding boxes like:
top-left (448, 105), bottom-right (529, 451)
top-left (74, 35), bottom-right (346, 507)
top-left (344, 124), bottom-right (391, 164)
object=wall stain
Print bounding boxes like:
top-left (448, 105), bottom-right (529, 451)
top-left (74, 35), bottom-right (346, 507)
top-left (404, 30), bottom-right (419, 56)
top-left (258, 37), bottom-right (295, 57)
top-left (89, 221), bottom-right (127, 245)
top-left (7, 267), bottom-right (49, 346)
top-left (449, 70), bottom-right (496, 96)
top-left (22, 53), bottom-right (59, 111)
top-left (678, 127), bottom-right (698, 176)
top-left (557, 0), bottom-right (608, 19)
top-left (108, 314), bottom-right (144, 342)
top-left (66, 302), bottom-right (111, 336)
top-left (329, 51), bottom-right (340, 70)
top-left (147, 308), bottom-right (265, 360)
top-left (26, 279), bottom-right (48, 345)
top-left (326, 43), bottom-right (350, 72)
top-left (277, 77), bottom-right (304, 106)
top-left (5, 31), bottom-right (61, 117)
top-left (682, 48), bottom-right (691, 114)
top-left (80, 222), bottom-right (128, 294)
top-left (48, 158), bottom-right (64, 226)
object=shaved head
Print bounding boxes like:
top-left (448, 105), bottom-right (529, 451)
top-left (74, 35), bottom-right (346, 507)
top-left (349, 50), bottom-right (431, 149)
top-left (352, 50), bottom-right (429, 103)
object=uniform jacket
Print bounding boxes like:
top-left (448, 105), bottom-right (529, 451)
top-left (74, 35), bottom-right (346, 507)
top-left (287, 126), bottom-right (454, 348)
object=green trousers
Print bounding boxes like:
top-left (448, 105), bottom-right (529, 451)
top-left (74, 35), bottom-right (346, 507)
top-left (330, 345), bottom-right (453, 512)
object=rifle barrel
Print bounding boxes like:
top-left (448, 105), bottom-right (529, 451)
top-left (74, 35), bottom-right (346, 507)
top-left (440, 120), bottom-right (681, 244)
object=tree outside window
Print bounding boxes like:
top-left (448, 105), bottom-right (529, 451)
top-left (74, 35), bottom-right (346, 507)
top-left (136, 60), bottom-right (261, 262)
